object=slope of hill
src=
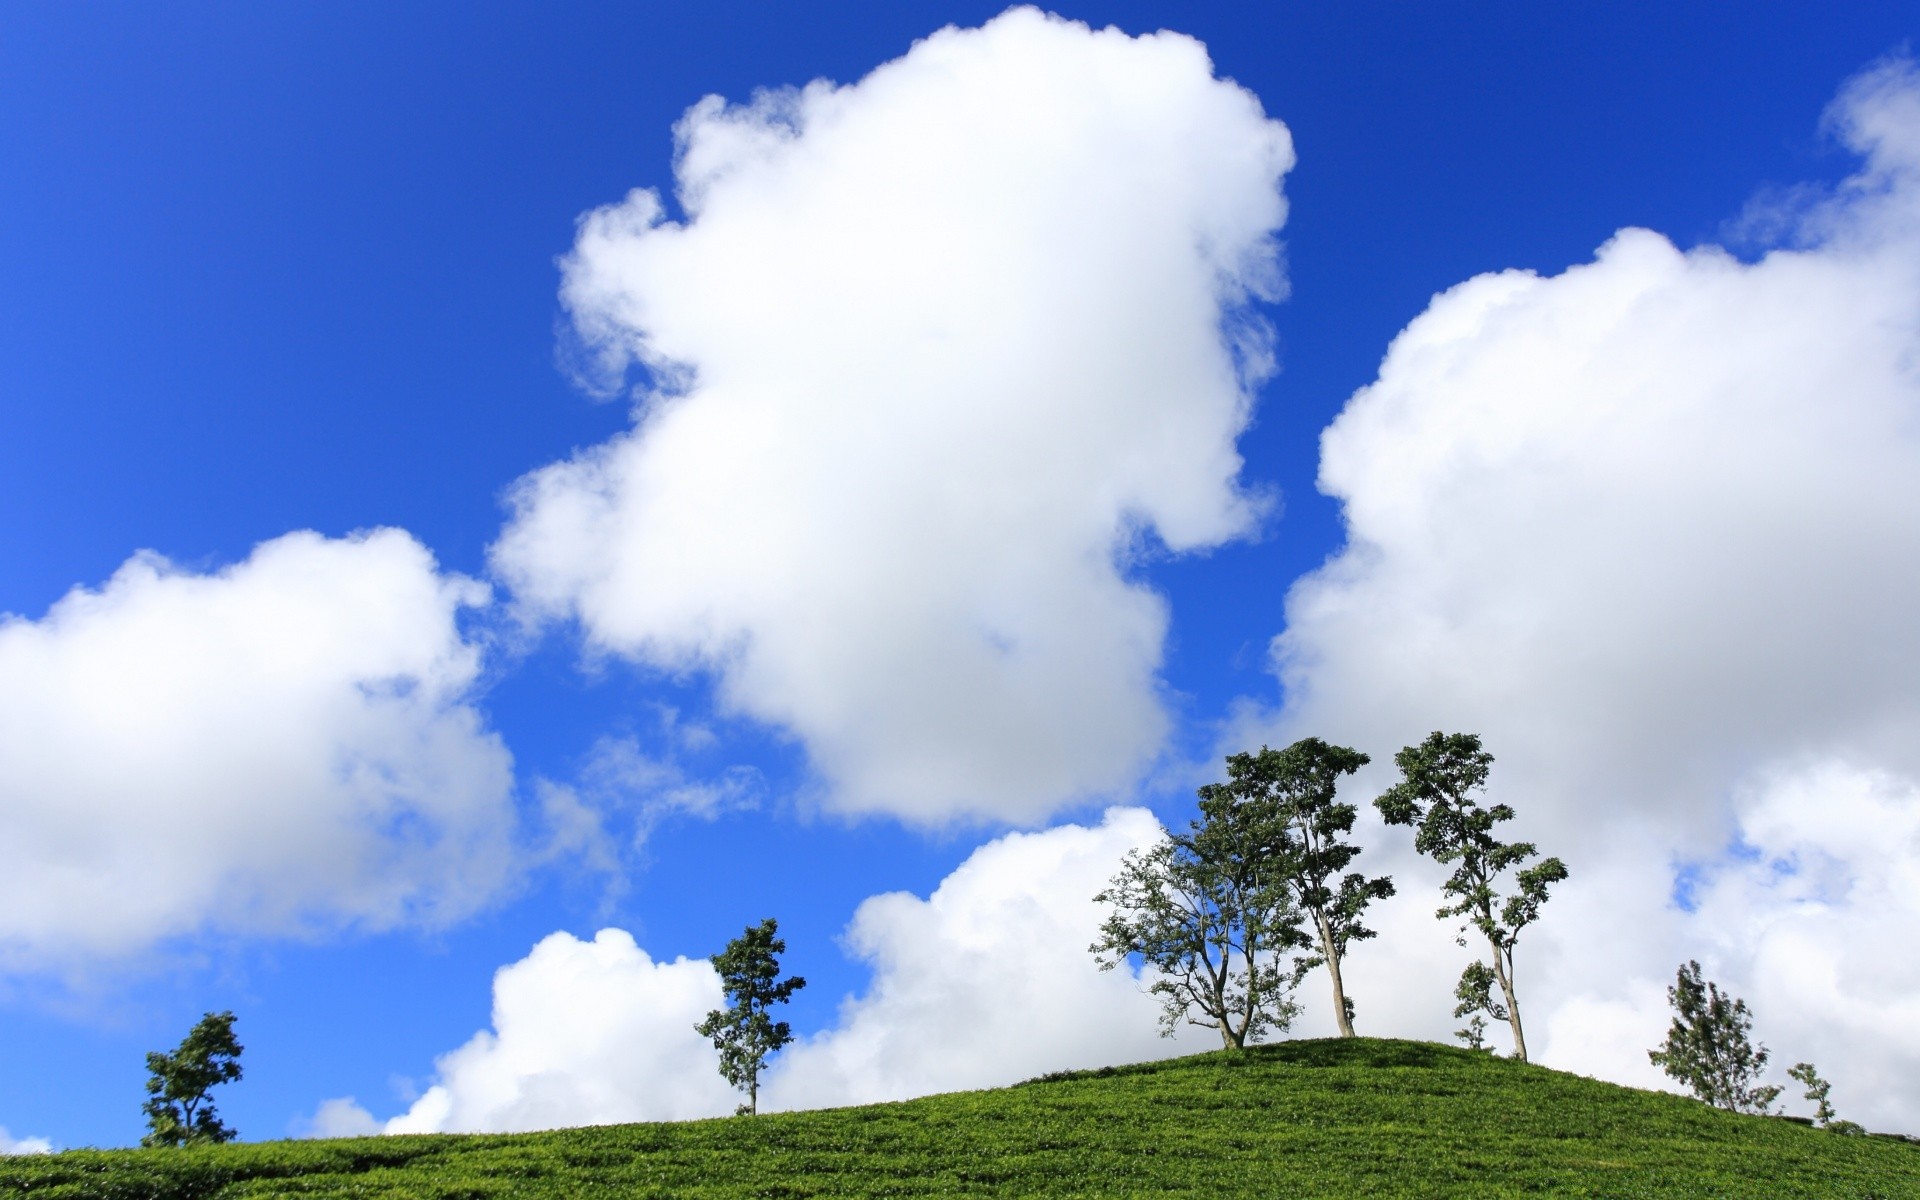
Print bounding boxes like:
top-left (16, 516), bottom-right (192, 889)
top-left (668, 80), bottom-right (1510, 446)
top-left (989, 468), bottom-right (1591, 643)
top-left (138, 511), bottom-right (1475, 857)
top-left (3, 1039), bottom-right (1915, 1198)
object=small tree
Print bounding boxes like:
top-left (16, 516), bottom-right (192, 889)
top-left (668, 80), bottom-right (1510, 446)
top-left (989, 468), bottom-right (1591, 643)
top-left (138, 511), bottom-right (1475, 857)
top-left (1787, 1062), bottom-right (1862, 1134)
top-left (1647, 960), bottom-right (1781, 1114)
top-left (142, 1011), bottom-right (243, 1147)
top-left (695, 918), bottom-right (806, 1116)
top-left (1375, 731), bottom-right (1567, 1062)
top-left (1455, 1012), bottom-right (1491, 1052)
top-left (1092, 778), bottom-right (1314, 1049)
top-left (1453, 960), bottom-right (1503, 1051)
top-left (1207, 740), bottom-right (1394, 1036)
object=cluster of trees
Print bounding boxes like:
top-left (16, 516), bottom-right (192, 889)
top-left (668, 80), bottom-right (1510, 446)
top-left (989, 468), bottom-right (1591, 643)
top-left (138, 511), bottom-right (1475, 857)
top-left (691, 733), bottom-right (1570, 1120)
top-left (130, 733), bottom-right (1853, 1140)
top-left (1083, 730), bottom-right (1859, 1133)
top-left (1091, 732), bottom-right (1566, 1063)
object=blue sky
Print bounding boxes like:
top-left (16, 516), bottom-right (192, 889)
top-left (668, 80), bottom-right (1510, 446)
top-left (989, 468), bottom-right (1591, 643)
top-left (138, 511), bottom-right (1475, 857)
top-left (4, 1), bottom-right (1919, 1148)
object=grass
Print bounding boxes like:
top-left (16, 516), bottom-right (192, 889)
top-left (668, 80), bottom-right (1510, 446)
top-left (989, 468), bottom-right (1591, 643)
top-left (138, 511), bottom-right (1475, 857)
top-left (4, 1038), bottom-right (1917, 1198)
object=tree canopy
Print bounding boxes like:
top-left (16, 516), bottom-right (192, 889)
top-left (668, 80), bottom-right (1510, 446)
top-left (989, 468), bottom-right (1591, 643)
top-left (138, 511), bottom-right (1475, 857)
top-left (142, 1011), bottom-right (243, 1148)
top-left (1092, 770), bottom-right (1313, 1049)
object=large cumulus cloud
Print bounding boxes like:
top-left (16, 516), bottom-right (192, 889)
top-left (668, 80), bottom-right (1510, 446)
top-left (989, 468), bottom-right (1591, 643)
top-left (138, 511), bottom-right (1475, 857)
top-left (0, 529), bottom-right (518, 971)
top-left (492, 7), bottom-right (1293, 824)
top-left (1257, 58), bottom-right (1920, 1129)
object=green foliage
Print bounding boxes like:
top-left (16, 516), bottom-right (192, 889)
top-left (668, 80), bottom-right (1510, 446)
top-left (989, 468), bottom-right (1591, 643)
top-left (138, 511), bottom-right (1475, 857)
top-left (1790, 1061), bottom-right (1866, 1135)
top-left (1092, 775), bottom-right (1314, 1048)
top-left (1206, 740), bottom-right (1395, 1036)
top-left (141, 1011), bottom-right (243, 1148)
top-left (1375, 731), bottom-right (1567, 1060)
top-left (1649, 960), bottom-right (1782, 1115)
top-left (695, 918), bottom-right (805, 1116)
top-left (1452, 959), bottom-right (1506, 1050)
top-left (1454, 1012), bottom-right (1490, 1052)
top-left (7, 1039), bottom-right (1916, 1198)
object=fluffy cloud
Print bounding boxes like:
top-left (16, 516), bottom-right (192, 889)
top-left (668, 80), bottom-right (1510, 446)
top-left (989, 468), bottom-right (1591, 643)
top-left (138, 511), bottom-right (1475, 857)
top-left (1258, 58), bottom-right (1920, 1129)
top-left (0, 1128), bottom-right (52, 1156)
top-left (0, 529), bottom-right (517, 971)
top-left (321, 808), bottom-right (1204, 1133)
top-left (1680, 763), bottom-right (1920, 1125)
top-left (384, 930), bottom-right (736, 1133)
top-left (293, 1098), bottom-right (384, 1141)
top-left (492, 7), bottom-right (1292, 823)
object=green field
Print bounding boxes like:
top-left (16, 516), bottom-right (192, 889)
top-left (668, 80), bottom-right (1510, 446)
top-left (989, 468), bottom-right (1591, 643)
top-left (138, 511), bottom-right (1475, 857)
top-left (5, 1039), bottom-right (1916, 1198)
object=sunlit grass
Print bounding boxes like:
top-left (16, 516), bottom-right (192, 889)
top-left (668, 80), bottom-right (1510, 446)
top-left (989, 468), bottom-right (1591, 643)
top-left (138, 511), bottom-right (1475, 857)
top-left (5, 1038), bottom-right (1916, 1198)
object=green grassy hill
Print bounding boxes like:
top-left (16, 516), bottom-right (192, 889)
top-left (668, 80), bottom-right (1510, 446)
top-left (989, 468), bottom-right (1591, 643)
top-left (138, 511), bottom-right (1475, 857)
top-left (5, 1039), bottom-right (1916, 1198)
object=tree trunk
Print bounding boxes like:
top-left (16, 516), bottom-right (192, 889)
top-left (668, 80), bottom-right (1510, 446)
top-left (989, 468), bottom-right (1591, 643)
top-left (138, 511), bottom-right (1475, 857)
top-left (1318, 914), bottom-right (1355, 1036)
top-left (1489, 940), bottom-right (1527, 1062)
top-left (1209, 932), bottom-right (1244, 1050)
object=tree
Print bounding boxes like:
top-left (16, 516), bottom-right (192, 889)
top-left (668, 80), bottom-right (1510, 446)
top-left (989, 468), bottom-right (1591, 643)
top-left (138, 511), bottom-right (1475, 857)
top-left (1453, 960), bottom-right (1503, 1052)
top-left (1205, 740), bottom-right (1394, 1037)
top-left (1092, 776), bottom-right (1314, 1050)
top-left (695, 918), bottom-right (806, 1116)
top-left (1375, 731), bottom-right (1567, 1062)
top-left (1647, 960), bottom-right (1780, 1114)
top-left (1787, 1062), bottom-right (1862, 1134)
top-left (142, 1011), bottom-right (243, 1147)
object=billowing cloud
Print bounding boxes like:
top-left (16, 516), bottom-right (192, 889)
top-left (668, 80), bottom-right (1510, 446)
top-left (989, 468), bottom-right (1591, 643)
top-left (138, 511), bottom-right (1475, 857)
top-left (319, 808), bottom-right (1207, 1133)
top-left (0, 529), bottom-right (518, 971)
top-left (1256, 58), bottom-right (1920, 1129)
top-left (384, 929), bottom-right (737, 1133)
top-left (492, 7), bottom-right (1293, 823)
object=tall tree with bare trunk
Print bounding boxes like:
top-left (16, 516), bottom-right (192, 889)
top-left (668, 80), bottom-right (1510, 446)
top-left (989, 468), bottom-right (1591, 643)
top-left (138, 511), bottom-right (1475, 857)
top-left (1207, 740), bottom-right (1394, 1036)
top-left (1376, 731), bottom-right (1567, 1062)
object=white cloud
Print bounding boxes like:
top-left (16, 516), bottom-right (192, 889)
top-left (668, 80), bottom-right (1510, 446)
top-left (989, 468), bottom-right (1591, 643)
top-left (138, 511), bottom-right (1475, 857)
top-left (294, 1098), bottom-right (383, 1140)
top-left (382, 929), bottom-right (736, 1133)
top-left (1682, 762), bottom-right (1920, 1128)
top-left (492, 7), bottom-right (1293, 824)
top-left (534, 731), bottom-right (760, 884)
top-left (529, 708), bottom-right (759, 910)
top-left (0, 529), bottom-right (518, 971)
top-left (0, 1128), bottom-right (52, 1156)
top-left (1257, 57), bottom-right (1920, 1129)
top-left (322, 808), bottom-right (1210, 1133)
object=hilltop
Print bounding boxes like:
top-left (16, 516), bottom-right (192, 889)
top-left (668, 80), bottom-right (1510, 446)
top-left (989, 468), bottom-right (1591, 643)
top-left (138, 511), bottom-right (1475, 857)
top-left (4, 1039), bottom-right (1915, 1198)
